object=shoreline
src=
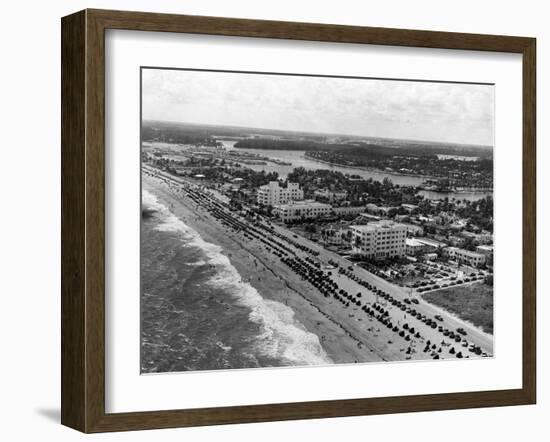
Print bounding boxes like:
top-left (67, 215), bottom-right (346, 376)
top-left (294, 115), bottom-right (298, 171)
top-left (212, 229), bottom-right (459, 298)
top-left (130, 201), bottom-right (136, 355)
top-left (142, 171), bottom-right (451, 365)
top-left (143, 174), bottom-right (394, 365)
top-left (142, 167), bottom-right (493, 367)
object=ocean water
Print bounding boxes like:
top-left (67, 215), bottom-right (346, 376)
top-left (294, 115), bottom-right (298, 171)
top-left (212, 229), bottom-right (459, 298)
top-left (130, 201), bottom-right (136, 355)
top-left (141, 189), bottom-right (331, 373)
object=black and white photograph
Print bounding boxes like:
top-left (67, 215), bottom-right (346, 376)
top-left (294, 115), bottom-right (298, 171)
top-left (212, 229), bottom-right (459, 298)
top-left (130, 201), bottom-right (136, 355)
top-left (140, 68), bottom-right (495, 374)
top-left (1, 0), bottom-right (544, 438)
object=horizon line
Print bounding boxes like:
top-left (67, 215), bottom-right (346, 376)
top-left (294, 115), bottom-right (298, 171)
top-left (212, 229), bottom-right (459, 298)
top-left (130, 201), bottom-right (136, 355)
top-left (142, 119), bottom-right (494, 149)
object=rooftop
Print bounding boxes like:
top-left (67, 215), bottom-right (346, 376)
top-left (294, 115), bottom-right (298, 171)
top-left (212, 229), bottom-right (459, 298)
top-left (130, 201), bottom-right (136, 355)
top-left (476, 245), bottom-right (494, 252)
top-left (406, 238), bottom-right (424, 247)
top-left (351, 221), bottom-right (406, 232)
top-left (446, 247), bottom-right (485, 258)
top-left (275, 200), bottom-right (331, 210)
top-left (414, 237), bottom-right (447, 248)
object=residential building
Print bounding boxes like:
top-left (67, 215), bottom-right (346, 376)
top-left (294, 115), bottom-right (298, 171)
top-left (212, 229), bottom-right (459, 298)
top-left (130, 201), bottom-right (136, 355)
top-left (476, 245), bottom-right (494, 265)
top-left (313, 188), bottom-right (348, 201)
top-left (350, 221), bottom-right (407, 259)
top-left (332, 206), bottom-right (366, 216)
top-left (405, 238), bottom-right (426, 256)
top-left (273, 200), bottom-right (332, 223)
top-left (461, 230), bottom-right (493, 245)
top-left (414, 237), bottom-right (446, 250)
top-left (257, 181), bottom-right (303, 206)
top-left (443, 247), bottom-right (486, 267)
top-left (365, 203), bottom-right (398, 216)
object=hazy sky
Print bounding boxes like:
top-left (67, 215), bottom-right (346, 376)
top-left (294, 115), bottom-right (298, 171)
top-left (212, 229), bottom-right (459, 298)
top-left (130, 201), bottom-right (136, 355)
top-left (142, 68), bottom-right (494, 146)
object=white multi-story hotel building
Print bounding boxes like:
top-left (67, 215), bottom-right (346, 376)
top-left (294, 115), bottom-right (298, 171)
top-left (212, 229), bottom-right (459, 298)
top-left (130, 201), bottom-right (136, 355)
top-left (350, 221), bottom-right (407, 259)
top-left (256, 181), bottom-right (303, 206)
top-left (273, 200), bottom-right (332, 223)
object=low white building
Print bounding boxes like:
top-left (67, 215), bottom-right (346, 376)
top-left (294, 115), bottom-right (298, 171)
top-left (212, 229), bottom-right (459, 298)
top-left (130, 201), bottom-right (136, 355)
top-left (414, 237), bottom-right (446, 250)
top-left (273, 200), bottom-right (332, 223)
top-left (350, 221), bottom-right (407, 260)
top-left (332, 206), bottom-right (366, 217)
top-left (405, 238), bottom-right (425, 256)
top-left (313, 188), bottom-right (348, 201)
top-left (365, 203), bottom-right (397, 216)
top-left (257, 181), bottom-right (303, 206)
top-left (476, 245), bottom-right (494, 265)
top-left (443, 247), bottom-right (486, 267)
top-left (461, 230), bottom-right (493, 245)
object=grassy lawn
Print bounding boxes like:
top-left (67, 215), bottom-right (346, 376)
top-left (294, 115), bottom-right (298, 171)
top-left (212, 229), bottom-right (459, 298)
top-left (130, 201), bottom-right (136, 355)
top-left (421, 283), bottom-right (493, 334)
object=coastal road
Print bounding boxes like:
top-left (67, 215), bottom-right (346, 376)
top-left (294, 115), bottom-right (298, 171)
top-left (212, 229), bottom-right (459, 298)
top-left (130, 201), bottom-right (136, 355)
top-left (267, 222), bottom-right (493, 358)
top-left (144, 165), bottom-right (493, 359)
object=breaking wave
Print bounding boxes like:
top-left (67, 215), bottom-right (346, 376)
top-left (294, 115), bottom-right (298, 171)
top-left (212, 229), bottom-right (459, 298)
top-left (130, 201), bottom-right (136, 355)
top-left (142, 188), bottom-right (332, 367)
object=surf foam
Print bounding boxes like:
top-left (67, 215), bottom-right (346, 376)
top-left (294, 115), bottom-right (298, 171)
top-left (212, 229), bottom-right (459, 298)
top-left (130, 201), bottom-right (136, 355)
top-left (204, 246), bottom-right (332, 367)
top-left (142, 188), bottom-right (332, 367)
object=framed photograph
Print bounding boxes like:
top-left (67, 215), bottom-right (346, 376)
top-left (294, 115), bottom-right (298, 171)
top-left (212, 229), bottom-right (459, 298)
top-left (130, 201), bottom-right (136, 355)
top-left (61, 9), bottom-right (536, 433)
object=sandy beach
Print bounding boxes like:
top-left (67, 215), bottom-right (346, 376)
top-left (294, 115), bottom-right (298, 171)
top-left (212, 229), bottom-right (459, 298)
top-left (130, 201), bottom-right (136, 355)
top-left (142, 172), bottom-right (425, 365)
top-left (142, 166), bottom-right (492, 368)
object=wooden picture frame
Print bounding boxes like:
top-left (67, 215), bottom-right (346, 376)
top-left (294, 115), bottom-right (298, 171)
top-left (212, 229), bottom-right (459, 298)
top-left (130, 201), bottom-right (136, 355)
top-left (61, 8), bottom-right (536, 433)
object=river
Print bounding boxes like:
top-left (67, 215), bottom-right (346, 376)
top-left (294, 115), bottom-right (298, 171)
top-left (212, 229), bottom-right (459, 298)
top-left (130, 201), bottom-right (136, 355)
top-left (222, 141), bottom-right (492, 202)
